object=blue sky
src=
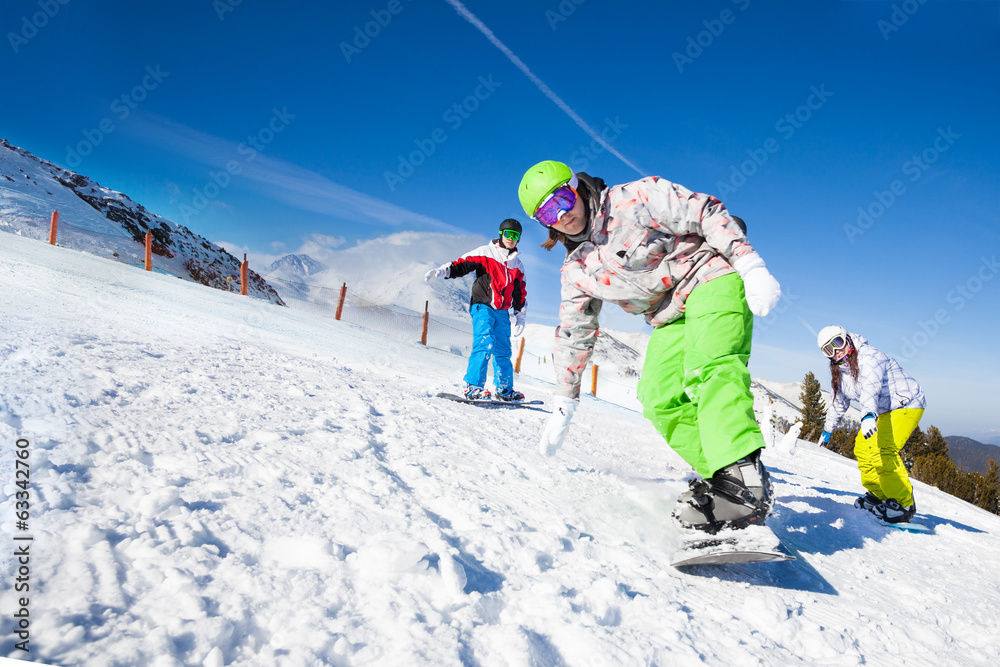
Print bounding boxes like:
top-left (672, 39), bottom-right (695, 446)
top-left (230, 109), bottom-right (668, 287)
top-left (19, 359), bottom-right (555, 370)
top-left (2, 0), bottom-right (999, 440)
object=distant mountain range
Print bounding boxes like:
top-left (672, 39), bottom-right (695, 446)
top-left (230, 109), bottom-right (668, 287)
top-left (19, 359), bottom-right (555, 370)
top-left (0, 139), bottom-right (284, 305)
top-left (268, 254), bottom-right (326, 277)
top-left (258, 232), bottom-right (495, 325)
top-left (946, 436), bottom-right (1000, 474)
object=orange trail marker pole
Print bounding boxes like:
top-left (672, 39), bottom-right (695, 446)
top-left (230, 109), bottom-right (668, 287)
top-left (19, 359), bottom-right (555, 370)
top-left (514, 337), bottom-right (525, 374)
top-left (240, 254), bottom-right (248, 296)
top-left (144, 233), bottom-right (153, 271)
top-left (48, 210), bottom-right (59, 245)
top-left (335, 283), bottom-right (347, 320)
top-left (421, 301), bottom-right (429, 346)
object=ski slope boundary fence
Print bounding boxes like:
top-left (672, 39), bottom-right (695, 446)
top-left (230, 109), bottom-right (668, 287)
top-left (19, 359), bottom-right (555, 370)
top-left (3, 208), bottom-right (266, 300)
top-left (3, 210), bottom-right (640, 403)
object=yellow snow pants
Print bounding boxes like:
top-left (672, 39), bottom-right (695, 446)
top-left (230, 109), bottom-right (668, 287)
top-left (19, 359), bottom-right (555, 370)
top-left (637, 273), bottom-right (765, 479)
top-left (854, 408), bottom-right (923, 507)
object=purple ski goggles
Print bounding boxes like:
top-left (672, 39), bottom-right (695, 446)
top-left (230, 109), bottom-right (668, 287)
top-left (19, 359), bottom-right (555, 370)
top-left (533, 184), bottom-right (578, 227)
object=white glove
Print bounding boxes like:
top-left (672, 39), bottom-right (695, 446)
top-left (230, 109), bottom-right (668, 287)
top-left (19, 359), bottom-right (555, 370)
top-left (732, 254), bottom-right (781, 317)
top-left (424, 264), bottom-right (450, 282)
top-left (538, 396), bottom-right (578, 457)
top-left (512, 310), bottom-right (526, 337)
top-left (861, 412), bottom-right (878, 440)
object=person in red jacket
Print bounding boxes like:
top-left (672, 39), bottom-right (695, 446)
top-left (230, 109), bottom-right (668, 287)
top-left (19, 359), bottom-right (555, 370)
top-left (425, 219), bottom-right (527, 401)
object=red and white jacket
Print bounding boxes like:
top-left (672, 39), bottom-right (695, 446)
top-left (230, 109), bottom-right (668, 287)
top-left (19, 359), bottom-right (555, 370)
top-left (448, 239), bottom-right (526, 313)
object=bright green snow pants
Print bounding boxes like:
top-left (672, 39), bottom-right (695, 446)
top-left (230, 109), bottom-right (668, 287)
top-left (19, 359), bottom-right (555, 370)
top-left (637, 273), bottom-right (764, 479)
top-left (854, 408), bottom-right (922, 508)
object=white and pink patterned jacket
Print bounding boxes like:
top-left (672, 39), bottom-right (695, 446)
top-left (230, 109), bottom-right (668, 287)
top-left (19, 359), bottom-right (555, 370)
top-left (553, 174), bottom-right (761, 399)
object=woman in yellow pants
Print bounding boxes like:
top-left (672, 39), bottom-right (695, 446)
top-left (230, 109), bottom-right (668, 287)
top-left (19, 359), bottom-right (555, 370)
top-left (817, 326), bottom-right (926, 523)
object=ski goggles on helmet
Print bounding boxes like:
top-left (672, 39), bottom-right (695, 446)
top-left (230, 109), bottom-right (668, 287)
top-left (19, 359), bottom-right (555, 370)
top-left (533, 184), bottom-right (578, 227)
top-left (820, 334), bottom-right (849, 359)
top-left (500, 229), bottom-right (521, 242)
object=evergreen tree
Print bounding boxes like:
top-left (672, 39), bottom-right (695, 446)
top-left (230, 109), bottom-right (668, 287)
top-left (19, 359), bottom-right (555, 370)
top-left (924, 426), bottom-right (950, 457)
top-left (977, 459), bottom-right (1000, 515)
top-left (900, 425), bottom-right (924, 470)
top-left (798, 371), bottom-right (826, 443)
top-left (828, 426), bottom-right (857, 460)
top-left (911, 453), bottom-right (960, 492)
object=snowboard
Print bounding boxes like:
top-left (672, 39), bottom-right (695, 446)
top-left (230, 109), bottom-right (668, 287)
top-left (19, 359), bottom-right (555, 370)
top-left (874, 518), bottom-right (932, 533)
top-left (436, 392), bottom-right (547, 412)
top-left (670, 524), bottom-right (796, 568)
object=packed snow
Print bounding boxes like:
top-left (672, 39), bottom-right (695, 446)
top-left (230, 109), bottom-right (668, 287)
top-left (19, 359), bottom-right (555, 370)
top-left (2, 232), bottom-right (1000, 667)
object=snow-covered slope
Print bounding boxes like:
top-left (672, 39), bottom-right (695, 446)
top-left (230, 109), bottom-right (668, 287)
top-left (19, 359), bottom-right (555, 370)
top-left (0, 139), bottom-right (283, 305)
top-left (2, 233), bottom-right (999, 666)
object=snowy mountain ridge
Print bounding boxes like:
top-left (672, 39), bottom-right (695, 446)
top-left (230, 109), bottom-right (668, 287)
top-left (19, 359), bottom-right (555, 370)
top-left (0, 139), bottom-right (284, 305)
top-left (267, 253), bottom-right (326, 277)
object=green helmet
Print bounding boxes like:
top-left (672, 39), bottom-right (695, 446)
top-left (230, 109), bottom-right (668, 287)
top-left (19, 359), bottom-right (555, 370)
top-left (518, 160), bottom-right (573, 218)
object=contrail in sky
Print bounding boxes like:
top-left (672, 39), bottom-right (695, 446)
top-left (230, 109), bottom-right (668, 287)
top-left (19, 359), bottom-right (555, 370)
top-left (445, 0), bottom-right (646, 177)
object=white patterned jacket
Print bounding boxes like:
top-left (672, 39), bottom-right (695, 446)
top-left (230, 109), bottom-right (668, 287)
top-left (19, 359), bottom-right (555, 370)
top-left (823, 333), bottom-right (926, 432)
top-left (552, 173), bottom-right (762, 399)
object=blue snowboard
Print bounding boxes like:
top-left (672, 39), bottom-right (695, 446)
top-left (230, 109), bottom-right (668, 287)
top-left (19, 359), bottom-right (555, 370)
top-left (875, 518), bottom-right (932, 533)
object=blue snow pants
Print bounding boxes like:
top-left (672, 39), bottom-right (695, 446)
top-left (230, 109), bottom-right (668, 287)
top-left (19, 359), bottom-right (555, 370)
top-left (464, 303), bottom-right (513, 392)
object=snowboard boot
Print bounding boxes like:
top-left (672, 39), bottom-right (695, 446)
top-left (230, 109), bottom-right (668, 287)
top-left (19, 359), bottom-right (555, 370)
top-left (495, 388), bottom-right (524, 402)
top-left (872, 498), bottom-right (915, 524)
top-left (673, 449), bottom-right (774, 534)
top-left (464, 385), bottom-right (492, 400)
top-left (853, 491), bottom-right (880, 513)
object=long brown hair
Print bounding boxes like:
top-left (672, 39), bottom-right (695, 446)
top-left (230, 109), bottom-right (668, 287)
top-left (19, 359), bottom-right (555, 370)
top-left (830, 347), bottom-right (860, 399)
top-left (541, 227), bottom-right (566, 250)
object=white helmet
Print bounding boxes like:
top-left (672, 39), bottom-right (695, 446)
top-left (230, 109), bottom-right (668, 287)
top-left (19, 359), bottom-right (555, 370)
top-left (818, 325), bottom-right (850, 358)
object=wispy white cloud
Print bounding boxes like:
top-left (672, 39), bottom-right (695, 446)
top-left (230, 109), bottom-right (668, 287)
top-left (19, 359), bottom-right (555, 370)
top-left (121, 112), bottom-right (466, 234)
top-left (445, 0), bottom-right (646, 177)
